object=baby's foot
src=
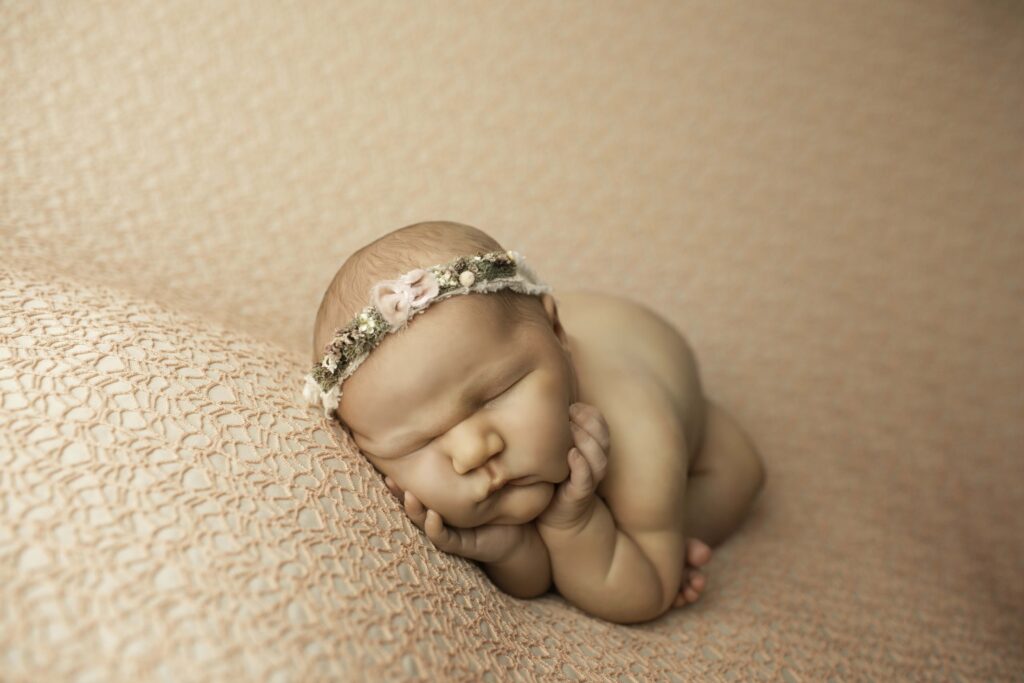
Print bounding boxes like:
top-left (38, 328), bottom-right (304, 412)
top-left (673, 538), bottom-right (712, 608)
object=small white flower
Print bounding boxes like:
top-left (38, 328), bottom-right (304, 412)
top-left (436, 270), bottom-right (455, 287)
top-left (303, 375), bottom-right (323, 406)
top-left (459, 270), bottom-right (476, 287)
top-left (322, 353), bottom-right (339, 372)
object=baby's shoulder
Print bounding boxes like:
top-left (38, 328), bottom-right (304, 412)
top-left (558, 289), bottom-right (700, 411)
top-left (556, 290), bottom-right (667, 331)
top-left (557, 291), bottom-right (672, 409)
top-left (556, 290), bottom-right (690, 362)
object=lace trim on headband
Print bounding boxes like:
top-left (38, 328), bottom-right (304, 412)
top-left (303, 249), bottom-right (550, 418)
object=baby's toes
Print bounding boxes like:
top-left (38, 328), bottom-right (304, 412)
top-left (673, 569), bottom-right (707, 608)
top-left (688, 570), bottom-right (706, 595)
top-left (685, 538), bottom-right (712, 568)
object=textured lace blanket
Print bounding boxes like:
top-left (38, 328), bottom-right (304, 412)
top-left (3, 1), bottom-right (1022, 680)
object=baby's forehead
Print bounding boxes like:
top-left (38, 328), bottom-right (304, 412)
top-left (407, 293), bottom-right (518, 337)
top-left (352, 295), bottom-right (519, 379)
top-left (340, 301), bottom-right (533, 449)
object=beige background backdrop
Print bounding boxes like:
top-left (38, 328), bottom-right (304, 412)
top-left (3, 1), bottom-right (1023, 680)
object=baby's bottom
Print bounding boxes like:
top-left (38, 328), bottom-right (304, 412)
top-left (684, 398), bottom-right (765, 548)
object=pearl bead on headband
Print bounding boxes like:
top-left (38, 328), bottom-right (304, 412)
top-left (303, 249), bottom-right (552, 418)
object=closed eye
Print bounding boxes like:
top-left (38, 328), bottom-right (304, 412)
top-left (485, 373), bottom-right (526, 406)
top-left (410, 372), bottom-right (530, 451)
top-left (484, 387), bottom-right (508, 405)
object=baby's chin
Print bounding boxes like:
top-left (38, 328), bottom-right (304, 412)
top-left (483, 482), bottom-right (555, 526)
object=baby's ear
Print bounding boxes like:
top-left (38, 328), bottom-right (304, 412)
top-left (539, 293), bottom-right (569, 346)
top-left (538, 293), bottom-right (558, 324)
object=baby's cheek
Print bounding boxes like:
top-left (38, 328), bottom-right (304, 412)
top-left (543, 411), bottom-right (575, 476)
top-left (415, 462), bottom-right (448, 490)
top-left (409, 463), bottom-right (475, 521)
top-left (409, 466), bottom-right (448, 502)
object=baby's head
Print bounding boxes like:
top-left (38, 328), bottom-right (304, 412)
top-left (310, 221), bottom-right (578, 528)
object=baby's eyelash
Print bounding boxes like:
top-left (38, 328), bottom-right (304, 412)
top-left (486, 375), bottom-right (524, 403)
top-left (415, 373), bottom-right (530, 448)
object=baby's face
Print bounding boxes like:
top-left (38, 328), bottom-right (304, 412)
top-left (337, 293), bottom-right (577, 528)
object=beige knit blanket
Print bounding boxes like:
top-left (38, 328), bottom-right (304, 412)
top-left (3, 2), bottom-right (1022, 680)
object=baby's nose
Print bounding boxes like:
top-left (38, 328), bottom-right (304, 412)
top-left (449, 430), bottom-right (504, 475)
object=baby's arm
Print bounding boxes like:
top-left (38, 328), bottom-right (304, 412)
top-left (384, 476), bottom-right (551, 598)
top-left (480, 522), bottom-right (552, 599)
top-left (535, 404), bottom-right (678, 624)
top-left (539, 491), bottom-right (669, 624)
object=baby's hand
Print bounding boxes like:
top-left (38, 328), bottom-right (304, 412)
top-left (537, 402), bottom-right (610, 532)
top-left (384, 476), bottom-right (526, 564)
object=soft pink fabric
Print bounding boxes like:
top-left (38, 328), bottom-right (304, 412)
top-left (371, 269), bottom-right (440, 326)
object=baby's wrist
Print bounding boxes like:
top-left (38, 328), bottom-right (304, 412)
top-left (479, 523), bottom-right (531, 565)
top-left (481, 523), bottom-right (553, 598)
top-left (536, 493), bottom-right (598, 537)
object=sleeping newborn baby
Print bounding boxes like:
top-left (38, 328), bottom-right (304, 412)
top-left (305, 221), bottom-right (765, 624)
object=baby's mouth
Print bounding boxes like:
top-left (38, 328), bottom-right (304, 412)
top-left (481, 475), bottom-right (534, 500)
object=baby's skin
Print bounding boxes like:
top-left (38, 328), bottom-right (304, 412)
top-left (332, 281), bottom-right (766, 624)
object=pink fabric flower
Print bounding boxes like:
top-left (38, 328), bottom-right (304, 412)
top-left (371, 269), bottom-right (440, 326)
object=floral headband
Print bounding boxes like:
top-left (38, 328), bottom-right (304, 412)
top-left (303, 249), bottom-right (552, 418)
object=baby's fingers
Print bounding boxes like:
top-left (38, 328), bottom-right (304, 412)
top-left (423, 510), bottom-right (469, 555)
top-left (538, 449), bottom-right (597, 531)
top-left (403, 490), bottom-right (429, 529)
top-left (384, 476), bottom-right (403, 500)
top-left (562, 448), bottom-right (596, 501)
top-left (570, 402), bottom-right (611, 452)
top-left (405, 496), bottom-right (474, 557)
top-left (570, 422), bottom-right (608, 484)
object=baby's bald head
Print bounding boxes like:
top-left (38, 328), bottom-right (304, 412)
top-left (312, 221), bottom-right (545, 364)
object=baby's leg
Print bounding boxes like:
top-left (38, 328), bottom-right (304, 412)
top-left (684, 399), bottom-right (765, 548)
top-left (674, 399), bottom-right (763, 607)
